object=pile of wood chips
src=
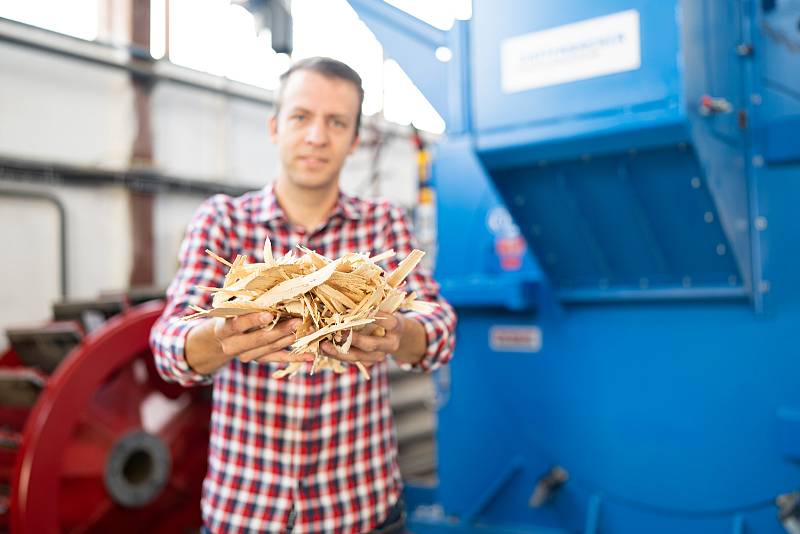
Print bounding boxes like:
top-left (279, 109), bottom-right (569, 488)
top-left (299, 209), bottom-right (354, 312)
top-left (183, 237), bottom-right (435, 379)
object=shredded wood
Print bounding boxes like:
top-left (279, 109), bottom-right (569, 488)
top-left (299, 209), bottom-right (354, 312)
top-left (184, 237), bottom-right (435, 379)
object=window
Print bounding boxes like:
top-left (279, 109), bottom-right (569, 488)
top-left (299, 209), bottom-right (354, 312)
top-left (0, 0), bottom-right (100, 41)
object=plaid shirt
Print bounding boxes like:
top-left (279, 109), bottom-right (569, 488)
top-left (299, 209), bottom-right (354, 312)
top-left (150, 184), bottom-right (456, 533)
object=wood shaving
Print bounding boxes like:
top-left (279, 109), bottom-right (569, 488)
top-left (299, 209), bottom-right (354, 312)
top-left (184, 238), bottom-right (436, 379)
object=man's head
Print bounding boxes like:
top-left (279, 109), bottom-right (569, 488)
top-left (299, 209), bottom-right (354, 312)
top-left (269, 57), bottom-right (364, 192)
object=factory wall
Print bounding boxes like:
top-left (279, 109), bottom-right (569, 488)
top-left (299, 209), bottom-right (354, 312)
top-left (0, 20), bottom-right (425, 350)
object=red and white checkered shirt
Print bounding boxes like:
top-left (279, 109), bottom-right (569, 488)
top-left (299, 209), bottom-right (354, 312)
top-left (150, 184), bottom-right (456, 533)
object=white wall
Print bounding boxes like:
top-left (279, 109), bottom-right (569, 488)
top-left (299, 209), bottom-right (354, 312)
top-left (0, 27), bottom-right (134, 169)
top-left (0, 194), bottom-right (60, 337)
top-left (0, 180), bottom-right (133, 351)
top-left (151, 72), bottom-right (279, 188)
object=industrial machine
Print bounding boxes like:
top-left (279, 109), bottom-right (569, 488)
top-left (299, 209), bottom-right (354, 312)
top-left (0, 296), bottom-right (211, 533)
top-left (348, 0), bottom-right (800, 532)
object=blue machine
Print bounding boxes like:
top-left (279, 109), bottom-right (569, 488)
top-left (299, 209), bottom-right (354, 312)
top-left (348, 1), bottom-right (800, 532)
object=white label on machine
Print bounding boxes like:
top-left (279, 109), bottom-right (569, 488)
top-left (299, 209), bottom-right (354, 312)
top-left (489, 326), bottom-right (542, 352)
top-left (501, 9), bottom-right (641, 93)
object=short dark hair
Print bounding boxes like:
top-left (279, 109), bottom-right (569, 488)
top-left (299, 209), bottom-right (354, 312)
top-left (275, 56), bottom-right (365, 134)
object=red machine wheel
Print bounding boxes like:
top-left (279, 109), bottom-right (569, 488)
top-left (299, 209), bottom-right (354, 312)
top-left (10, 301), bottom-right (210, 534)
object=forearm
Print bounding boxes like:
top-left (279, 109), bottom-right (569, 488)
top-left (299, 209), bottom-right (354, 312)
top-left (392, 316), bottom-right (428, 365)
top-left (185, 318), bottom-right (233, 375)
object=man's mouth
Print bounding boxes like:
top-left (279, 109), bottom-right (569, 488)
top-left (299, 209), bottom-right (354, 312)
top-left (297, 156), bottom-right (328, 167)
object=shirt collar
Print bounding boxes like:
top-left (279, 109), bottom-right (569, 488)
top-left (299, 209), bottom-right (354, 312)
top-left (255, 182), bottom-right (363, 223)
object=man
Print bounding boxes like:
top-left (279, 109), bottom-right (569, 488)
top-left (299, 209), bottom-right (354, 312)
top-left (150, 57), bottom-right (456, 534)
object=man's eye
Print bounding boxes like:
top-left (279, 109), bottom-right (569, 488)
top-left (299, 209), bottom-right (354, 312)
top-left (292, 114), bottom-right (306, 122)
top-left (331, 119), bottom-right (346, 128)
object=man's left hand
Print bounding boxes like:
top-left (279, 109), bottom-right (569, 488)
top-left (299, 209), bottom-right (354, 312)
top-left (320, 313), bottom-right (404, 368)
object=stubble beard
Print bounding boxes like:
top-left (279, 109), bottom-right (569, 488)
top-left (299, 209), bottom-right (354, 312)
top-left (285, 164), bottom-right (341, 193)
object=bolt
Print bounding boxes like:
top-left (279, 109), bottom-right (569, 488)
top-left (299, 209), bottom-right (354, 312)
top-left (691, 177), bottom-right (701, 189)
top-left (704, 212), bottom-right (714, 223)
top-left (755, 216), bottom-right (768, 231)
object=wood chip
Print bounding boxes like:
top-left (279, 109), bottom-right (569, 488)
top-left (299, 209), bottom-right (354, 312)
top-left (184, 240), bottom-right (432, 379)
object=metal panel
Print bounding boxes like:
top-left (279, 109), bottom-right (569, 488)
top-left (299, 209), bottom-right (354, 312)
top-left (470, 0), bottom-right (682, 136)
top-left (491, 146), bottom-right (743, 295)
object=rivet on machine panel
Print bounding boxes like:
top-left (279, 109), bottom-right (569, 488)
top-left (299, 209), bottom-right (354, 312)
top-left (691, 177), bottom-right (701, 189)
top-left (716, 244), bottom-right (726, 256)
top-left (682, 276), bottom-right (692, 288)
top-left (753, 155), bottom-right (765, 167)
top-left (755, 216), bottom-right (768, 231)
top-left (759, 280), bottom-right (771, 293)
top-left (736, 43), bottom-right (754, 56)
top-left (750, 93), bottom-right (762, 105)
top-left (704, 212), bottom-right (714, 223)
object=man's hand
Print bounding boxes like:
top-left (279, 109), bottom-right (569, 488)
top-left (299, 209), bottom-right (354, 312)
top-left (186, 312), bottom-right (314, 375)
top-left (320, 313), bottom-right (406, 368)
top-left (215, 312), bottom-right (315, 364)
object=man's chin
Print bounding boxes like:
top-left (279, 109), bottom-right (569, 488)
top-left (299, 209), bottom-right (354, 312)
top-left (286, 173), bottom-right (338, 191)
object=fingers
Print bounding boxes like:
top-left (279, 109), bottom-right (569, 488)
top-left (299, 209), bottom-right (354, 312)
top-left (320, 341), bottom-right (387, 363)
top-left (218, 318), bottom-right (301, 358)
top-left (351, 330), bottom-right (401, 354)
top-left (235, 331), bottom-right (295, 362)
top-left (217, 312), bottom-right (274, 337)
top-left (253, 350), bottom-right (316, 364)
top-left (373, 312), bottom-right (400, 332)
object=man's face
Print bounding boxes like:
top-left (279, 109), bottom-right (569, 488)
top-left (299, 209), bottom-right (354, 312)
top-left (269, 70), bottom-right (361, 191)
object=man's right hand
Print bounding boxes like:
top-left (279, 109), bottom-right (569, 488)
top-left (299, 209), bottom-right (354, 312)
top-left (186, 312), bottom-right (314, 375)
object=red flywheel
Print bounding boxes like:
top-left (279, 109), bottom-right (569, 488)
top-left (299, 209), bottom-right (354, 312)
top-left (8, 301), bottom-right (210, 533)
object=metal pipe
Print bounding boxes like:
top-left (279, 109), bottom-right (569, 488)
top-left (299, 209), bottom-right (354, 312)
top-left (0, 157), bottom-right (249, 197)
top-left (0, 17), bottom-right (275, 108)
top-left (0, 189), bottom-right (67, 298)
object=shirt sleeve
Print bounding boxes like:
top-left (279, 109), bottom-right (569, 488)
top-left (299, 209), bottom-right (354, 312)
top-left (149, 195), bottom-right (233, 386)
top-left (382, 204), bottom-right (457, 373)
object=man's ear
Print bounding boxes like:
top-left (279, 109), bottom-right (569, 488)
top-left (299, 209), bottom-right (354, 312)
top-left (348, 133), bottom-right (360, 155)
top-left (268, 114), bottom-right (278, 143)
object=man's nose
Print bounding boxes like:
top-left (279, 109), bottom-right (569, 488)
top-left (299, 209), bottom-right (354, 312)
top-left (304, 120), bottom-right (329, 145)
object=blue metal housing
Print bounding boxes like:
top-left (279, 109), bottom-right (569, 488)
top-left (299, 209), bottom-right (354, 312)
top-left (347, 1), bottom-right (800, 532)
